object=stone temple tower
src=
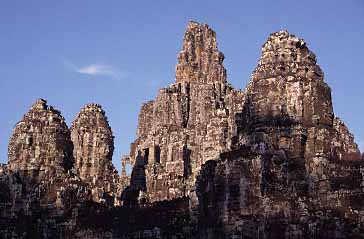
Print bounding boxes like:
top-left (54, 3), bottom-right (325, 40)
top-left (71, 103), bottom-right (120, 204)
top-left (8, 98), bottom-right (73, 183)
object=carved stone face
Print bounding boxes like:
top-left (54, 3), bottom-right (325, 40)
top-left (71, 104), bottom-right (114, 181)
top-left (8, 99), bottom-right (73, 182)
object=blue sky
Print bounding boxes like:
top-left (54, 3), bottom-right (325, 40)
top-left (1, 0), bottom-right (363, 171)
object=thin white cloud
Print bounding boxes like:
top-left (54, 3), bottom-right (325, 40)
top-left (61, 58), bottom-right (127, 80)
top-left (77, 64), bottom-right (115, 76)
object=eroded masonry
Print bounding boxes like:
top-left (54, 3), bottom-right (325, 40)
top-left (0, 21), bottom-right (363, 239)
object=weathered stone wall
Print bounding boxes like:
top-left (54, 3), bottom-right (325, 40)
top-left (194, 153), bottom-right (364, 239)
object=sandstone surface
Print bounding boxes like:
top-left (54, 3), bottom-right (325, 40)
top-left (0, 22), bottom-right (363, 239)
